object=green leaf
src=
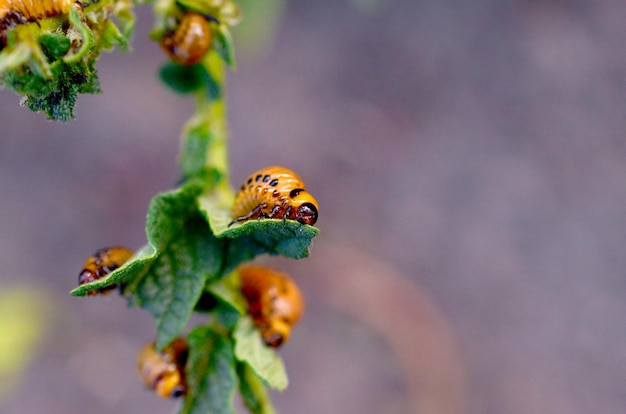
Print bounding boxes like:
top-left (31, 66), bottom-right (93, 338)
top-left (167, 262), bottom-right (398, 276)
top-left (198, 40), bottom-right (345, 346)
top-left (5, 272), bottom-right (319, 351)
top-left (129, 180), bottom-right (223, 349)
top-left (206, 269), bottom-right (246, 315)
top-left (179, 124), bottom-right (221, 181)
top-left (111, 1), bottom-right (136, 51)
top-left (213, 24), bottom-right (236, 68)
top-left (203, 270), bottom-right (246, 328)
top-left (226, 220), bottom-right (318, 259)
top-left (233, 317), bottom-right (288, 391)
top-left (159, 63), bottom-right (209, 94)
top-left (203, 66), bottom-right (221, 101)
top-left (38, 33), bottom-right (71, 61)
top-left (237, 362), bottom-right (277, 414)
top-left (213, 302), bottom-right (242, 330)
top-left (129, 215), bottom-right (225, 350)
top-left (179, 99), bottom-right (228, 181)
top-left (62, 7), bottom-right (94, 64)
top-left (175, 0), bottom-right (217, 15)
top-left (99, 19), bottom-right (129, 51)
top-left (180, 326), bottom-right (237, 414)
top-left (144, 184), bottom-right (204, 250)
top-left (20, 58), bottom-right (100, 121)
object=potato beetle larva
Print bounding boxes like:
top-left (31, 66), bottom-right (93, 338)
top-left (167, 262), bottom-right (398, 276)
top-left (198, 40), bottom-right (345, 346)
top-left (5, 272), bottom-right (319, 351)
top-left (239, 265), bottom-right (305, 348)
top-left (0, 0), bottom-right (81, 50)
top-left (77, 246), bottom-right (133, 296)
top-left (137, 338), bottom-right (188, 399)
top-left (230, 166), bottom-right (319, 226)
top-left (0, 0), bottom-right (75, 22)
top-left (160, 11), bottom-right (216, 66)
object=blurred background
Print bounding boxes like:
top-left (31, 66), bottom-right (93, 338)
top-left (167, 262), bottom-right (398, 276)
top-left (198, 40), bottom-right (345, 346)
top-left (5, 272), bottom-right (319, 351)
top-left (1, 0), bottom-right (626, 413)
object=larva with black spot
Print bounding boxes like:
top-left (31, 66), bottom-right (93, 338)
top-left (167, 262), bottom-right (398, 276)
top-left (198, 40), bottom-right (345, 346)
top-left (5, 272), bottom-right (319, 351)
top-left (77, 246), bottom-right (133, 296)
top-left (137, 338), bottom-right (188, 399)
top-left (230, 166), bottom-right (319, 226)
top-left (0, 0), bottom-right (81, 51)
top-left (0, 0), bottom-right (75, 21)
top-left (239, 265), bottom-right (305, 348)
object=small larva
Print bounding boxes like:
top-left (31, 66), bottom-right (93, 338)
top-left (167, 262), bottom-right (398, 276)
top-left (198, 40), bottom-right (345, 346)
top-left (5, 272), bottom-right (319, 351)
top-left (239, 265), bottom-right (305, 348)
top-left (77, 246), bottom-right (133, 296)
top-left (137, 338), bottom-right (188, 399)
top-left (160, 11), bottom-right (214, 66)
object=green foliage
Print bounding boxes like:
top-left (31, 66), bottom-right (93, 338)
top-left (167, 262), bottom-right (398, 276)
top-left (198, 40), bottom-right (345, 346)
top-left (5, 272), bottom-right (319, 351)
top-left (181, 326), bottom-right (237, 414)
top-left (213, 24), bottom-right (237, 69)
top-left (233, 317), bottom-right (288, 391)
top-left (38, 34), bottom-right (71, 61)
top-left (0, 0), bottom-right (134, 121)
top-left (160, 63), bottom-right (211, 94)
top-left (128, 214), bottom-right (223, 350)
top-left (237, 361), bottom-right (277, 414)
top-left (62, 0), bottom-right (317, 411)
top-left (11, 58), bottom-right (100, 122)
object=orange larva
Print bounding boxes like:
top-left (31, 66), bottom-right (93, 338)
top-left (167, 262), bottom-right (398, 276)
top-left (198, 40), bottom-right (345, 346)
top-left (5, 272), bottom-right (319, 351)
top-left (160, 11), bottom-right (213, 66)
top-left (239, 265), bottom-right (305, 348)
top-left (77, 246), bottom-right (133, 296)
top-left (0, 0), bottom-right (74, 21)
top-left (137, 338), bottom-right (188, 399)
top-left (230, 166), bottom-right (319, 226)
top-left (0, 0), bottom-right (78, 49)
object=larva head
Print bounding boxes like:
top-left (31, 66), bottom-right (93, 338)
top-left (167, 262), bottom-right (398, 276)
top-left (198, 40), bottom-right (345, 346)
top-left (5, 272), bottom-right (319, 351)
top-left (77, 246), bottom-right (132, 295)
top-left (77, 269), bottom-right (114, 296)
top-left (154, 370), bottom-right (185, 399)
top-left (239, 265), bottom-right (305, 347)
top-left (137, 339), bottom-right (188, 399)
top-left (261, 277), bottom-right (304, 348)
top-left (77, 269), bottom-right (96, 286)
top-left (288, 188), bottom-right (319, 226)
top-left (261, 321), bottom-right (291, 348)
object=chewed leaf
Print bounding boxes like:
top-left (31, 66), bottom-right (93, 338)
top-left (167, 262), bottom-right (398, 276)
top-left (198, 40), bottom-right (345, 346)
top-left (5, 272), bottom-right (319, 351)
top-left (180, 326), bottom-right (237, 414)
top-left (233, 317), bottom-right (288, 391)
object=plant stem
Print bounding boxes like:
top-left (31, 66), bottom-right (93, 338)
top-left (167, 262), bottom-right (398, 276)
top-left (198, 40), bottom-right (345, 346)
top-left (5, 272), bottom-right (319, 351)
top-left (180, 51), bottom-right (231, 194)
